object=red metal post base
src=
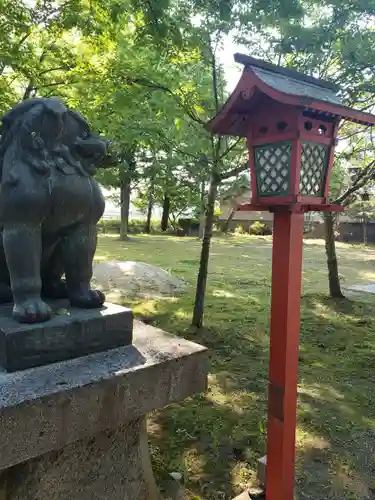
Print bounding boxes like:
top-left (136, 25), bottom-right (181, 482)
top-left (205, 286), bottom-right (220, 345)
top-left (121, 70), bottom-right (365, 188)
top-left (265, 211), bottom-right (304, 500)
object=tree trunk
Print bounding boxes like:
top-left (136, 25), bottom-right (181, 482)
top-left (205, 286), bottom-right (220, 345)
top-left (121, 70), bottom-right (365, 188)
top-left (192, 171), bottom-right (219, 328)
top-left (23, 84), bottom-right (33, 101)
top-left (145, 191), bottom-right (153, 234)
top-left (119, 152), bottom-right (136, 241)
top-left (222, 206), bottom-right (236, 233)
top-left (363, 219), bottom-right (368, 245)
top-left (198, 214), bottom-right (205, 239)
top-left (324, 212), bottom-right (344, 298)
top-left (198, 181), bottom-right (205, 239)
top-left (161, 193), bottom-right (170, 232)
top-left (119, 175), bottom-right (131, 241)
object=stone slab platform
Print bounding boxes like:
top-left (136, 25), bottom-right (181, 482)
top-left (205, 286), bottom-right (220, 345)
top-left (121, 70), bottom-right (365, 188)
top-left (0, 300), bottom-right (133, 372)
top-left (232, 491), bottom-right (265, 500)
top-left (345, 283), bottom-right (375, 294)
top-left (0, 320), bottom-right (208, 472)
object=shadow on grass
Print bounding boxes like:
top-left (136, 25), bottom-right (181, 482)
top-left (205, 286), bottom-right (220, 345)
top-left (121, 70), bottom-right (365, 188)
top-left (128, 294), bottom-right (269, 498)
top-left (97, 235), bottom-right (375, 499)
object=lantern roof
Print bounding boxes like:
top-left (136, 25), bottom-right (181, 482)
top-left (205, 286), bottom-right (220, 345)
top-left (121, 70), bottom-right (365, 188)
top-left (207, 54), bottom-right (375, 137)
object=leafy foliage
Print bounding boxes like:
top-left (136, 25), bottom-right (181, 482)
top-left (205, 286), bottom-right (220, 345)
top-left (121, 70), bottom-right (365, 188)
top-left (2, 0), bottom-right (375, 306)
top-left (346, 195), bottom-right (375, 222)
top-left (237, 0), bottom-right (375, 195)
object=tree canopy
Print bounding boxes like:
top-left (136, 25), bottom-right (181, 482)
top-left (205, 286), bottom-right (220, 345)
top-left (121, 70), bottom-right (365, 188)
top-left (2, 0), bottom-right (375, 309)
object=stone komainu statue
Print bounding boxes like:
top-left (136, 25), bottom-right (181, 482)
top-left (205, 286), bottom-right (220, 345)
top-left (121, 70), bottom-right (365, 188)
top-left (0, 97), bottom-right (110, 323)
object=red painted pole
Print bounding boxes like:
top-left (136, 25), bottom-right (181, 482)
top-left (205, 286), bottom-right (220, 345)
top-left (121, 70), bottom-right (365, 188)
top-left (266, 210), bottom-right (304, 500)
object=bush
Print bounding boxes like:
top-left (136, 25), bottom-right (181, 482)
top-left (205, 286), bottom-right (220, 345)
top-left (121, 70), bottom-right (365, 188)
top-left (98, 218), bottom-right (159, 234)
top-left (178, 218), bottom-right (200, 234)
top-left (249, 221), bottom-right (271, 236)
top-left (98, 218), bottom-right (121, 234)
top-left (234, 224), bottom-right (246, 235)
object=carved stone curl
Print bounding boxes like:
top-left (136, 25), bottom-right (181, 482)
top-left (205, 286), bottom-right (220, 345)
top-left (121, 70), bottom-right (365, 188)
top-left (0, 98), bottom-right (111, 323)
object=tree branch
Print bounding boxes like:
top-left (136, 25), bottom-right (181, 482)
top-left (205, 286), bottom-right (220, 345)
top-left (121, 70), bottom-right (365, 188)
top-left (38, 65), bottom-right (75, 76)
top-left (140, 128), bottom-right (205, 161)
top-left (34, 80), bottom-right (75, 90)
top-left (218, 137), bottom-right (243, 160)
top-left (0, 31), bottom-right (32, 76)
top-left (334, 160), bottom-right (375, 204)
top-left (24, 79), bottom-right (75, 99)
top-left (124, 77), bottom-right (205, 124)
top-left (339, 125), bottom-right (371, 141)
top-left (210, 45), bottom-right (220, 113)
top-left (220, 162), bottom-right (248, 181)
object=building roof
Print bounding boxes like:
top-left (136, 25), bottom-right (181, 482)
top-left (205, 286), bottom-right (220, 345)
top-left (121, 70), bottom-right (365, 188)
top-left (207, 54), bottom-right (375, 137)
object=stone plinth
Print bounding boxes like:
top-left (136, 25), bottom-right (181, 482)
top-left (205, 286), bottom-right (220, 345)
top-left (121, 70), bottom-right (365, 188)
top-left (232, 493), bottom-right (251, 500)
top-left (345, 283), bottom-right (375, 294)
top-left (0, 320), bottom-right (207, 500)
top-left (258, 455), bottom-right (267, 488)
top-left (0, 300), bottom-right (133, 372)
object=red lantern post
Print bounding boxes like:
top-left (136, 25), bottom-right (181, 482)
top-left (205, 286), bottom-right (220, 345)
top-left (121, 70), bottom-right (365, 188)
top-left (207, 55), bottom-right (375, 500)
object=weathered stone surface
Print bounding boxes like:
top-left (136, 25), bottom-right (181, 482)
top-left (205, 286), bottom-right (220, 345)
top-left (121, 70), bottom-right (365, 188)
top-left (232, 493), bottom-right (251, 500)
top-left (0, 300), bottom-right (133, 372)
top-left (258, 455), bottom-right (267, 488)
top-left (6, 417), bottom-right (158, 500)
top-left (232, 492), bottom-right (265, 500)
top-left (93, 260), bottom-right (189, 300)
top-left (0, 320), bottom-right (208, 472)
top-left (345, 283), bottom-right (375, 294)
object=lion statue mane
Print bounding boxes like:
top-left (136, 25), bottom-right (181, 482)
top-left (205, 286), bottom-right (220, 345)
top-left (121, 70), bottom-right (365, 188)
top-left (0, 97), bottom-right (111, 323)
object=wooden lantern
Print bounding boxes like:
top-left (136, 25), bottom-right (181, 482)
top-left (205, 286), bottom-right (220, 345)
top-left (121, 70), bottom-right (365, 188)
top-left (208, 54), bottom-right (375, 212)
top-left (207, 55), bottom-right (375, 500)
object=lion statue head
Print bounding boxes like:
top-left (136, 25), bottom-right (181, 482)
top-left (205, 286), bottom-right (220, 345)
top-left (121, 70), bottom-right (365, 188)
top-left (0, 97), bottom-right (113, 183)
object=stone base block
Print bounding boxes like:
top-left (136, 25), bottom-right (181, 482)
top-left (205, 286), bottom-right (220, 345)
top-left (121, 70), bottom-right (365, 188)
top-left (232, 491), bottom-right (265, 500)
top-left (0, 319), bottom-right (208, 499)
top-left (258, 455), bottom-right (267, 488)
top-left (5, 417), bottom-right (157, 500)
top-left (0, 300), bottom-right (133, 372)
top-left (232, 492), bottom-right (251, 499)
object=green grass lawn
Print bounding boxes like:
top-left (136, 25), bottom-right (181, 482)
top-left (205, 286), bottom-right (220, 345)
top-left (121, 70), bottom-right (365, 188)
top-left (97, 234), bottom-right (375, 500)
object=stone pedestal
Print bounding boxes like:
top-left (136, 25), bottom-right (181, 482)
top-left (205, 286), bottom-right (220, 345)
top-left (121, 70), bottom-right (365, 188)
top-left (0, 301), bottom-right (133, 372)
top-left (0, 317), bottom-right (207, 500)
top-left (257, 455), bottom-right (267, 488)
top-left (232, 492), bottom-right (251, 499)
